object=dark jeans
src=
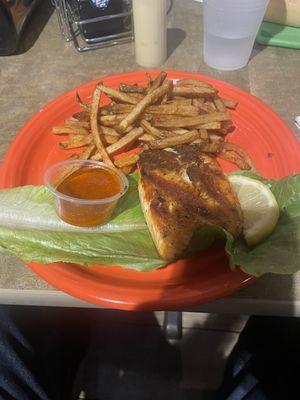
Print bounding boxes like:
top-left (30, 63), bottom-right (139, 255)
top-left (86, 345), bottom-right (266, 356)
top-left (216, 316), bottom-right (300, 400)
top-left (0, 306), bottom-right (90, 400)
top-left (0, 306), bottom-right (299, 400)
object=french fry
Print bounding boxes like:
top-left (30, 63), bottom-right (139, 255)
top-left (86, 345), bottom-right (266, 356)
top-left (65, 118), bottom-right (90, 129)
top-left (120, 166), bottom-right (134, 175)
top-left (107, 104), bottom-right (133, 114)
top-left (99, 113), bottom-right (152, 128)
top-left (192, 139), bottom-right (202, 144)
top-left (219, 120), bottom-right (235, 135)
top-left (209, 133), bottom-right (225, 142)
top-left (125, 93), bottom-right (145, 102)
top-left (148, 130), bottom-right (200, 149)
top-left (198, 142), bottom-right (224, 154)
top-left (54, 145), bottom-right (95, 187)
top-left (214, 98), bottom-right (227, 112)
top-left (99, 114), bottom-right (128, 127)
top-left (195, 103), bottom-right (214, 114)
top-left (222, 98), bottom-right (238, 110)
top-left (146, 72), bottom-right (153, 88)
top-left (147, 104), bottom-right (199, 116)
top-left (91, 127), bottom-right (144, 161)
top-left (53, 126), bottom-right (90, 136)
top-left (114, 151), bottom-right (141, 168)
top-left (109, 103), bottom-right (200, 116)
top-left (72, 111), bottom-right (90, 122)
top-left (90, 83), bottom-right (114, 167)
top-left (124, 125), bottom-right (135, 133)
top-left (152, 112), bottom-right (230, 128)
top-left (160, 131), bottom-right (179, 138)
top-left (90, 153), bottom-right (101, 161)
top-left (175, 78), bottom-right (214, 89)
top-left (59, 134), bottom-right (93, 149)
top-left (69, 154), bottom-right (79, 160)
top-left (139, 134), bottom-right (154, 142)
top-left (153, 79), bottom-right (173, 105)
top-left (100, 126), bottom-right (120, 137)
top-left (173, 86), bottom-right (216, 97)
top-left (97, 84), bottom-right (138, 105)
top-left (194, 122), bottom-right (222, 130)
top-left (192, 98), bottom-right (205, 105)
top-left (161, 81), bottom-right (173, 103)
top-left (80, 144), bottom-right (95, 160)
top-left (140, 120), bottom-right (163, 138)
top-left (219, 151), bottom-right (251, 170)
top-left (112, 104), bottom-right (199, 117)
top-left (118, 81), bottom-right (172, 133)
top-left (104, 134), bottom-right (119, 144)
top-left (223, 142), bottom-right (255, 170)
top-left (148, 71), bottom-right (167, 93)
top-left (119, 83), bottom-right (146, 94)
top-left (169, 128), bottom-right (189, 135)
top-left (99, 107), bottom-right (111, 116)
top-left (168, 98), bottom-right (193, 105)
top-left (76, 92), bottom-right (90, 111)
top-left (107, 127), bottom-right (144, 155)
top-left (204, 101), bottom-right (217, 111)
top-left (199, 129), bottom-right (208, 140)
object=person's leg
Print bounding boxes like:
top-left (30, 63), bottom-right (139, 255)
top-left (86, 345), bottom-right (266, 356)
top-left (0, 305), bottom-right (90, 400)
top-left (216, 316), bottom-right (300, 400)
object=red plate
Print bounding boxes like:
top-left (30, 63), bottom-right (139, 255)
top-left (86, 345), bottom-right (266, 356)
top-left (1, 71), bottom-right (300, 310)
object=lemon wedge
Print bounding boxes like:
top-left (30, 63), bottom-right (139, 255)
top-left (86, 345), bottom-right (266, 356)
top-left (228, 175), bottom-right (280, 246)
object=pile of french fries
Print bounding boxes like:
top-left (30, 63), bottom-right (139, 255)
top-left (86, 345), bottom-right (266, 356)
top-left (53, 71), bottom-right (255, 174)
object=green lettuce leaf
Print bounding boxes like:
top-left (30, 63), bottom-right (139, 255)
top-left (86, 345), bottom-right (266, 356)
top-left (0, 172), bottom-right (299, 275)
top-left (0, 175), bottom-right (161, 271)
top-left (227, 172), bottom-right (300, 276)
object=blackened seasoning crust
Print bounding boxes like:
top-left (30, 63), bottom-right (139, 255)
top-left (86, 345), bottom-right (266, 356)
top-left (138, 145), bottom-right (243, 260)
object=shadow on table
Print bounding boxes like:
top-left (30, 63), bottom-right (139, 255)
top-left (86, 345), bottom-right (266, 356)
top-left (249, 0), bottom-right (288, 62)
top-left (76, 311), bottom-right (183, 399)
top-left (249, 42), bottom-right (268, 62)
top-left (4, 295), bottom-right (298, 400)
top-left (76, 310), bottom-right (241, 399)
top-left (167, 28), bottom-right (186, 59)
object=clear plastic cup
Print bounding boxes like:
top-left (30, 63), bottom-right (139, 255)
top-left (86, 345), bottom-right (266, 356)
top-left (44, 160), bottom-right (129, 227)
top-left (203, 0), bottom-right (269, 71)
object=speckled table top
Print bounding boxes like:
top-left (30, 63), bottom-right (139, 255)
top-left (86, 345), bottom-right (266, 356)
top-left (0, 0), bottom-right (300, 313)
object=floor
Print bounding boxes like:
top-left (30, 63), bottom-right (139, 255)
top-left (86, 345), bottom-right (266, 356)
top-left (75, 311), bottom-right (248, 400)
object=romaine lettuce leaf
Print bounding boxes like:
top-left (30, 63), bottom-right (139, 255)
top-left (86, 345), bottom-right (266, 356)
top-left (228, 172), bottom-right (300, 276)
top-left (0, 172), bottom-right (299, 276)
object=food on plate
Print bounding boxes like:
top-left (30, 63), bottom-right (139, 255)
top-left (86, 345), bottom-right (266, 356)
top-left (90, 83), bottom-right (114, 167)
top-left (45, 160), bottom-right (128, 227)
top-left (53, 71), bottom-right (255, 176)
top-left (228, 175), bottom-right (280, 246)
top-left (97, 84), bottom-right (138, 105)
top-left (0, 72), bottom-right (299, 284)
top-left (147, 130), bottom-right (200, 149)
top-left (138, 145), bottom-right (243, 260)
top-left (118, 80), bottom-right (173, 132)
top-left (51, 71), bottom-right (263, 259)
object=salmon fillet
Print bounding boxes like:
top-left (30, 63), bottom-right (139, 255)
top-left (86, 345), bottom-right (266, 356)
top-left (138, 145), bottom-right (243, 260)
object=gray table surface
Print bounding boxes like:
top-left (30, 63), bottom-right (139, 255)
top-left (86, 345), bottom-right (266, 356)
top-left (0, 0), bottom-right (300, 315)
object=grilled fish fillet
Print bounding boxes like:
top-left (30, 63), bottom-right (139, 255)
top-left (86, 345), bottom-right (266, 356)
top-left (138, 145), bottom-right (243, 260)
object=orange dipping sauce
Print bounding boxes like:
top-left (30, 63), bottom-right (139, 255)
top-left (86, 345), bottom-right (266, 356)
top-left (55, 166), bottom-right (125, 227)
top-left (57, 168), bottom-right (122, 200)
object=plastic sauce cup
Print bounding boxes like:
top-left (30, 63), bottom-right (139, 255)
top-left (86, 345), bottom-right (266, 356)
top-left (44, 160), bottom-right (129, 227)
